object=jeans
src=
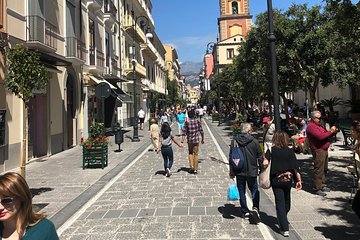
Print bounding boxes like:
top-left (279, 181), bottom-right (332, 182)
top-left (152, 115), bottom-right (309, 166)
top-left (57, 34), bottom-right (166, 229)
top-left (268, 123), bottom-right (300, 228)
top-left (161, 146), bottom-right (174, 171)
top-left (271, 180), bottom-right (292, 231)
top-left (235, 175), bottom-right (259, 214)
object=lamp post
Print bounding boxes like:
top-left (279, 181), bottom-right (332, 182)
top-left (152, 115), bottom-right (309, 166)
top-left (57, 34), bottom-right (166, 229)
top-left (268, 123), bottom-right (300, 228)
top-left (131, 9), bottom-right (153, 141)
top-left (267, 0), bottom-right (281, 130)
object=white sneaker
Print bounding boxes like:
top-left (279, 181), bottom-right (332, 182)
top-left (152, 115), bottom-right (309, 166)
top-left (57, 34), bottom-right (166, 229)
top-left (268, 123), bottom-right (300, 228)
top-left (166, 168), bottom-right (171, 177)
top-left (280, 231), bottom-right (289, 237)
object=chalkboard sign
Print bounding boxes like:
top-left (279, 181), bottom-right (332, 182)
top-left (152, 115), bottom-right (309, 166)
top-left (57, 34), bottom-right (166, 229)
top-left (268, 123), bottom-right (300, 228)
top-left (0, 109), bottom-right (5, 146)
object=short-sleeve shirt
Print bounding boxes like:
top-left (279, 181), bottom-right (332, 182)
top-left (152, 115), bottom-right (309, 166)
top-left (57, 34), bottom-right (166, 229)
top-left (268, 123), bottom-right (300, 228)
top-left (138, 109), bottom-right (145, 118)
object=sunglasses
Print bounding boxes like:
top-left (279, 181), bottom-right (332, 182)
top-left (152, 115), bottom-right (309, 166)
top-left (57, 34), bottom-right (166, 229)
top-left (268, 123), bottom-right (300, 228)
top-left (0, 197), bottom-right (14, 205)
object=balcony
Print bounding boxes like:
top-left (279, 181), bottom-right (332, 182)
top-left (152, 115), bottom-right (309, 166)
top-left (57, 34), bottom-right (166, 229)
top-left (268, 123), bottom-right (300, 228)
top-left (124, 24), bottom-right (147, 44)
top-left (124, 60), bottom-right (146, 80)
top-left (26, 16), bottom-right (57, 52)
top-left (65, 37), bottom-right (86, 64)
top-left (87, 0), bottom-right (103, 12)
top-left (86, 48), bottom-right (105, 74)
top-left (104, 0), bottom-right (117, 27)
top-left (140, 42), bottom-right (157, 61)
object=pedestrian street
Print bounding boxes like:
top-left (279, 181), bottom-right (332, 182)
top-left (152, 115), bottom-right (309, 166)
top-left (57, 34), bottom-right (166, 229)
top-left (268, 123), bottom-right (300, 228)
top-left (58, 119), bottom-right (275, 240)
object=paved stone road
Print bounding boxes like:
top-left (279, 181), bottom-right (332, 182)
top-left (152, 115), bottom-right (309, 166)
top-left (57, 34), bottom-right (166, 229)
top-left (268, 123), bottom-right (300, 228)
top-left (21, 116), bottom-right (360, 239)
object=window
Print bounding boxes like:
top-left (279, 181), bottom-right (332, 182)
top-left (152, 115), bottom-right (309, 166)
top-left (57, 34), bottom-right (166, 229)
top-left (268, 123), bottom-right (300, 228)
top-left (227, 49), bottom-right (235, 59)
top-left (89, 19), bottom-right (95, 64)
top-left (231, 2), bottom-right (238, 14)
top-left (105, 31), bottom-right (110, 67)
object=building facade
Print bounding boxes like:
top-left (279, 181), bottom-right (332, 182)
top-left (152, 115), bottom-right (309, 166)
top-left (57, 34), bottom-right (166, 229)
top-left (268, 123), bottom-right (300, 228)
top-left (0, 0), bottom-right (167, 172)
top-left (217, 0), bottom-right (252, 68)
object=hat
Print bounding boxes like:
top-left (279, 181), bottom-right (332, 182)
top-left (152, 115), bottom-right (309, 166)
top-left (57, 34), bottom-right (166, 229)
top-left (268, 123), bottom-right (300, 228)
top-left (262, 117), bottom-right (271, 124)
top-left (150, 118), bottom-right (156, 124)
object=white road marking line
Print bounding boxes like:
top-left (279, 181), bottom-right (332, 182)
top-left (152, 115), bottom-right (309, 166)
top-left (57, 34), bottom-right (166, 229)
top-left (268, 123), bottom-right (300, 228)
top-left (57, 145), bottom-right (152, 236)
top-left (203, 119), bottom-right (275, 240)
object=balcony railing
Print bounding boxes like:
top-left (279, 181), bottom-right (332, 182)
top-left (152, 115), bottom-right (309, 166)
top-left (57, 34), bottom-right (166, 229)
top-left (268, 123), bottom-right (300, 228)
top-left (27, 15), bottom-right (57, 50)
top-left (96, 49), bottom-right (105, 68)
top-left (66, 37), bottom-right (86, 61)
top-left (104, 0), bottom-right (117, 16)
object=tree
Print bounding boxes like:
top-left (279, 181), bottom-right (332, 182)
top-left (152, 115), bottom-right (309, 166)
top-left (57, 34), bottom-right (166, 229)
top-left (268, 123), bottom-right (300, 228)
top-left (4, 44), bottom-right (47, 177)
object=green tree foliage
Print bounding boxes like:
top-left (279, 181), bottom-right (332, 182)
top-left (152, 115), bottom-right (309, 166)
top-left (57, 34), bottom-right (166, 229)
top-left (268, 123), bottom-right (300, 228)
top-left (325, 0), bottom-right (360, 87)
top-left (5, 44), bottom-right (47, 104)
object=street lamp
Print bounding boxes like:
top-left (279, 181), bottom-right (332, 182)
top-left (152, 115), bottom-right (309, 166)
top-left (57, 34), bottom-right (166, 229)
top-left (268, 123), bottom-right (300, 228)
top-left (131, 9), bottom-right (153, 142)
top-left (267, 0), bottom-right (281, 130)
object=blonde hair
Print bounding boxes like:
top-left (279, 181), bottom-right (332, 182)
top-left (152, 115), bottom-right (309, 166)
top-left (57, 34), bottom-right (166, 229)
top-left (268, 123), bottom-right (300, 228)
top-left (0, 172), bottom-right (45, 236)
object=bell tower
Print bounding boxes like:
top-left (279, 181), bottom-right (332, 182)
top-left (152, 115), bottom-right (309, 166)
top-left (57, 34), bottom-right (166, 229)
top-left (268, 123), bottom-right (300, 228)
top-left (218, 0), bottom-right (252, 41)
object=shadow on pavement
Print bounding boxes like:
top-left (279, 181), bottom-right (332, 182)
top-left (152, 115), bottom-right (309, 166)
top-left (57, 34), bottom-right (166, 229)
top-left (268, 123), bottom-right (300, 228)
top-left (210, 156), bottom-right (228, 165)
top-left (176, 167), bottom-right (192, 174)
top-left (218, 203), bottom-right (242, 219)
top-left (31, 187), bottom-right (53, 196)
top-left (154, 170), bottom-right (166, 176)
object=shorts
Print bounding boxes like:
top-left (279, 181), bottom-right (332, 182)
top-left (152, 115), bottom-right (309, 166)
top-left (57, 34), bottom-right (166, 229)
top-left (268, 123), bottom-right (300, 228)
top-left (139, 117), bottom-right (145, 123)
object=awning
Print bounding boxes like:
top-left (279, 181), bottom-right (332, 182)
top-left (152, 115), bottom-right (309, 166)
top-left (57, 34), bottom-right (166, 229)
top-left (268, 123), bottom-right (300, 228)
top-left (102, 74), bottom-right (128, 82)
top-left (105, 78), bottom-right (133, 103)
top-left (88, 75), bottom-right (116, 89)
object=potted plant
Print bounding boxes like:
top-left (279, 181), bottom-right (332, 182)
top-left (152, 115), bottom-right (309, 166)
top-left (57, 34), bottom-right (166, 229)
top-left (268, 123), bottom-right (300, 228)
top-left (212, 111), bottom-right (220, 122)
top-left (320, 97), bottom-right (342, 125)
top-left (82, 122), bottom-right (109, 169)
top-left (232, 121), bottom-right (241, 136)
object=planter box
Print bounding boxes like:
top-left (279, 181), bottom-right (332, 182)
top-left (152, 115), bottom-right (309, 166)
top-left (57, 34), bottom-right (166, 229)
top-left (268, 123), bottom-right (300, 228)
top-left (82, 144), bottom-right (108, 169)
top-left (212, 115), bottom-right (219, 122)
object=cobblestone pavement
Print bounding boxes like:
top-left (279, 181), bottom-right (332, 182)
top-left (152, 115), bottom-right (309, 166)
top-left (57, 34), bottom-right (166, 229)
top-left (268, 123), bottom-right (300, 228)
top-left (18, 116), bottom-right (360, 239)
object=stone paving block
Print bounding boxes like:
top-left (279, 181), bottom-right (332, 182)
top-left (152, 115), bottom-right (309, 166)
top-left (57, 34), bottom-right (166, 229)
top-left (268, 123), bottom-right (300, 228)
top-left (206, 206), bottom-right (222, 215)
top-left (142, 222), bottom-right (167, 232)
top-left (103, 209), bottom-right (123, 219)
top-left (120, 209), bottom-right (140, 218)
top-left (86, 210), bottom-right (107, 219)
top-left (189, 206), bottom-right (206, 215)
top-left (192, 230), bottom-right (220, 239)
top-left (154, 207), bottom-right (172, 216)
top-left (178, 215), bottom-right (201, 223)
top-left (137, 208), bottom-right (156, 217)
top-left (172, 207), bottom-right (189, 216)
top-left (170, 230), bottom-right (192, 239)
top-left (117, 224), bottom-right (142, 232)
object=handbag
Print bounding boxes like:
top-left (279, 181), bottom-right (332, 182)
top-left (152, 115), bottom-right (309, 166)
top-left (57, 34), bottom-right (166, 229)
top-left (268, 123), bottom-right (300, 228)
top-left (259, 160), bottom-right (271, 189)
top-left (227, 179), bottom-right (240, 201)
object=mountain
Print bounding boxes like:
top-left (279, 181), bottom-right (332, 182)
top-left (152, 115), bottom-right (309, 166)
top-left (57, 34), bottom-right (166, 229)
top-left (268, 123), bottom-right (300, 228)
top-left (180, 61), bottom-right (203, 87)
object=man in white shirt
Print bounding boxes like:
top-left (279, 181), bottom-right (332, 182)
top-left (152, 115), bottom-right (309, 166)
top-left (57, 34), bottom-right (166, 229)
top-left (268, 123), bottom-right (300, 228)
top-left (138, 108), bottom-right (145, 130)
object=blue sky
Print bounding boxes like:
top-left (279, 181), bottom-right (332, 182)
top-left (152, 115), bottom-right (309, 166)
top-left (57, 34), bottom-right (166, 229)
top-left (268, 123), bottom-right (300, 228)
top-left (152, 0), bottom-right (329, 63)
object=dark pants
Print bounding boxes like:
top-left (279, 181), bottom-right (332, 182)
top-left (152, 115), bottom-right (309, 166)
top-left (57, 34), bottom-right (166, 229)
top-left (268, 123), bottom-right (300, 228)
top-left (236, 175), bottom-right (259, 214)
top-left (272, 180), bottom-right (292, 231)
top-left (312, 149), bottom-right (328, 191)
top-left (161, 146), bottom-right (174, 171)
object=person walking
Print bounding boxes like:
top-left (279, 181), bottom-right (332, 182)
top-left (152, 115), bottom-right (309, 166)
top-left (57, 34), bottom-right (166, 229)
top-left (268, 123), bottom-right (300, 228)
top-left (263, 116), bottom-right (275, 153)
top-left (181, 109), bottom-right (204, 174)
top-left (157, 122), bottom-right (183, 177)
top-left (138, 108), bottom-right (145, 130)
top-left (176, 109), bottom-right (186, 136)
top-left (0, 172), bottom-right (59, 239)
top-left (229, 122), bottom-right (263, 223)
top-left (150, 118), bottom-right (160, 151)
top-left (306, 110), bottom-right (337, 197)
top-left (263, 131), bottom-right (302, 237)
